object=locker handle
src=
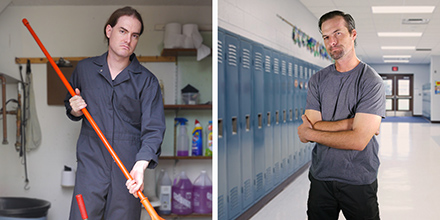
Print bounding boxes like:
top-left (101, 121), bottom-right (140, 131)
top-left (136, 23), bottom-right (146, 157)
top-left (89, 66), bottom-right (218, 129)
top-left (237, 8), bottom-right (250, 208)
top-left (289, 109), bottom-right (293, 121)
top-left (258, 113), bottom-right (262, 129)
top-left (245, 115), bottom-right (250, 131)
top-left (276, 111), bottom-right (279, 124)
top-left (232, 117), bottom-right (237, 135)
top-left (267, 112), bottom-right (271, 126)
top-left (218, 119), bottom-right (223, 138)
top-left (283, 110), bottom-right (286, 123)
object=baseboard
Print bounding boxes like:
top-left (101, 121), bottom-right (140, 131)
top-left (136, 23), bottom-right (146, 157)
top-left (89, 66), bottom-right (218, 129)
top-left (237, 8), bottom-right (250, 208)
top-left (236, 161), bottom-right (311, 220)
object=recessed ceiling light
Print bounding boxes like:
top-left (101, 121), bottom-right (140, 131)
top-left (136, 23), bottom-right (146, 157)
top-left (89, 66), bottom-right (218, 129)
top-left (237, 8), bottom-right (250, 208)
top-left (384, 60), bottom-right (410, 63)
top-left (378, 32), bottom-right (422, 37)
top-left (372, 6), bottom-right (435, 14)
top-left (381, 46), bottom-right (416, 50)
top-left (383, 55), bottom-right (412, 58)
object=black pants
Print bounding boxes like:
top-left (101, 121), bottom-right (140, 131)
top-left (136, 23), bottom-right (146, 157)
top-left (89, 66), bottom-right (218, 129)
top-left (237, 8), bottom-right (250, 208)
top-left (307, 173), bottom-right (380, 220)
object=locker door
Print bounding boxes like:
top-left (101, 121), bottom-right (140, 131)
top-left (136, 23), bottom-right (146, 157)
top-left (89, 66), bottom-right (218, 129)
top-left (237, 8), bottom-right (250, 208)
top-left (287, 56), bottom-right (295, 175)
top-left (217, 29), bottom-right (228, 220)
top-left (298, 60), bottom-right (305, 166)
top-left (272, 50), bottom-right (281, 186)
top-left (225, 33), bottom-right (242, 219)
top-left (293, 59), bottom-right (301, 170)
top-left (280, 53), bottom-right (289, 180)
top-left (263, 47), bottom-right (274, 192)
top-left (252, 43), bottom-right (265, 201)
top-left (239, 38), bottom-right (254, 209)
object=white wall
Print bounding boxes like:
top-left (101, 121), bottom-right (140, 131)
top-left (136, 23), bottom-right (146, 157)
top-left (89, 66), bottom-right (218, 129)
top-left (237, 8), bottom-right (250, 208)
top-left (218, 0), bottom-right (331, 68)
top-left (0, 5), bottom-right (212, 220)
top-left (369, 64), bottom-right (430, 116)
top-left (431, 56), bottom-right (440, 121)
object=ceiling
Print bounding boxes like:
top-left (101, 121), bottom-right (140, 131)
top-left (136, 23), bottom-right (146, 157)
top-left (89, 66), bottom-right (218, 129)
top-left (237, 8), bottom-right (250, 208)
top-left (299, 0), bottom-right (440, 64)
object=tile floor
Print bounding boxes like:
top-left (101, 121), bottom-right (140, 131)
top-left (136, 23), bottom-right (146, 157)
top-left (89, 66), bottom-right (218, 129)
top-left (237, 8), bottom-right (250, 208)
top-left (251, 122), bottom-right (440, 220)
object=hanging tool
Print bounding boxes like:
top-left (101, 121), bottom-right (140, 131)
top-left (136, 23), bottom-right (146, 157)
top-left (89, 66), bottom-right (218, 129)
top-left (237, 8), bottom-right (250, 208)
top-left (22, 18), bottom-right (164, 220)
top-left (75, 194), bottom-right (89, 220)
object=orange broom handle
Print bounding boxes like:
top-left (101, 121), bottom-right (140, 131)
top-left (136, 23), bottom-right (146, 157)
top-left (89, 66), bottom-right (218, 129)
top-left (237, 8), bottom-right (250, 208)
top-left (22, 18), bottom-right (164, 220)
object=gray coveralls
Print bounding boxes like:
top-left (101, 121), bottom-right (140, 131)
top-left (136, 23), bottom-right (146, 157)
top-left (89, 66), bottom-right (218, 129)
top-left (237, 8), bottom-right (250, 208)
top-left (64, 52), bottom-right (166, 220)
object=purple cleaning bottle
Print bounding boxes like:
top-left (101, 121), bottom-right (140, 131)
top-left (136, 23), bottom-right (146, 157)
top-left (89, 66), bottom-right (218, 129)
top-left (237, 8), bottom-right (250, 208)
top-left (192, 170), bottom-right (212, 214)
top-left (172, 171), bottom-right (193, 215)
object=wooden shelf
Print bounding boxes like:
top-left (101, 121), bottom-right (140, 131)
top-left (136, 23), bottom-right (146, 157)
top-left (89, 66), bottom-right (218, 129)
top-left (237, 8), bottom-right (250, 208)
top-left (161, 48), bottom-right (198, 57)
top-left (15, 55), bottom-right (175, 64)
top-left (160, 156), bottom-right (212, 160)
top-left (161, 213), bottom-right (212, 219)
top-left (164, 104), bottom-right (212, 110)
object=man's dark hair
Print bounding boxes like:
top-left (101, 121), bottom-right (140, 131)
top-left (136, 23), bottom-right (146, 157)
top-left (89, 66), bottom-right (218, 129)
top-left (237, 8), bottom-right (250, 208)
top-left (104, 6), bottom-right (144, 44)
top-left (319, 10), bottom-right (356, 45)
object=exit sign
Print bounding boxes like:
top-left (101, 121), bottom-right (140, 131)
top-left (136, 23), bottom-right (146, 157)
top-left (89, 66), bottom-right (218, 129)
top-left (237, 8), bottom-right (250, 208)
top-left (392, 66), bottom-right (399, 71)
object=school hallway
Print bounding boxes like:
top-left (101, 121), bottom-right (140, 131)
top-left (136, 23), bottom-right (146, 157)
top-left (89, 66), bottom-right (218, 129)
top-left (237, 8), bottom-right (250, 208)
top-left (251, 120), bottom-right (440, 220)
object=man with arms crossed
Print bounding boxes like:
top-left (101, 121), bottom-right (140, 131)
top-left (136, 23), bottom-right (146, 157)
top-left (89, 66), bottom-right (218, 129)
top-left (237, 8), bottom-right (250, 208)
top-left (298, 10), bottom-right (385, 220)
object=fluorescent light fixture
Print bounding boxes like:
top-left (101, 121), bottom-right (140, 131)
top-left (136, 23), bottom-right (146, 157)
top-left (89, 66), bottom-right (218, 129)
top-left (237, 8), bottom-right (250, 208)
top-left (372, 6), bottom-right (435, 14)
top-left (378, 32), bottom-right (422, 37)
top-left (381, 46), bottom-right (416, 50)
top-left (383, 55), bottom-right (412, 58)
top-left (384, 60), bottom-right (410, 63)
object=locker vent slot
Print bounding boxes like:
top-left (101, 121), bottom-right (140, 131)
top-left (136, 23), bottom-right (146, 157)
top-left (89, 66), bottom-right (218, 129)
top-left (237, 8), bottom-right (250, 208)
top-left (300, 65), bottom-right (304, 79)
top-left (258, 113), bottom-right (262, 129)
top-left (230, 187), bottom-right (239, 211)
top-left (281, 60), bottom-right (287, 75)
top-left (283, 110), bottom-right (287, 123)
top-left (256, 172), bottom-right (264, 192)
top-left (294, 64), bottom-right (298, 78)
top-left (243, 179), bottom-right (252, 202)
top-left (304, 67), bottom-right (308, 79)
top-left (242, 48), bottom-right (251, 69)
top-left (275, 111), bottom-right (279, 124)
top-left (228, 44), bottom-right (238, 67)
top-left (289, 109), bottom-right (293, 121)
top-left (274, 58), bottom-right (280, 74)
top-left (267, 112), bottom-right (271, 126)
top-left (245, 115), bottom-right (250, 131)
top-left (218, 119), bottom-right (223, 138)
top-left (232, 117), bottom-right (237, 135)
top-left (218, 195), bottom-right (226, 219)
top-left (255, 52), bottom-right (263, 71)
top-left (218, 40), bottom-right (223, 64)
top-left (288, 62), bottom-right (293, 76)
top-left (264, 55), bottom-right (271, 73)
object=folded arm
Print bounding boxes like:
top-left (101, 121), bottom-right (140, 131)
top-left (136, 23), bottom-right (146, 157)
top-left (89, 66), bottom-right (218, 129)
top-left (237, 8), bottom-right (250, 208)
top-left (298, 109), bottom-right (381, 151)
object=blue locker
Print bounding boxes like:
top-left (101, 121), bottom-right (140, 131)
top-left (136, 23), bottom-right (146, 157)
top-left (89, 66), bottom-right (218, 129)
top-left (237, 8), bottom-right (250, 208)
top-left (217, 29), bottom-right (228, 220)
top-left (287, 56), bottom-right (295, 175)
top-left (280, 53), bottom-right (289, 180)
top-left (299, 60), bottom-right (307, 166)
top-left (263, 47), bottom-right (274, 193)
top-left (271, 50), bottom-right (281, 186)
top-left (225, 33), bottom-right (242, 219)
top-left (252, 43), bottom-right (265, 201)
top-left (239, 38), bottom-right (254, 209)
top-left (295, 60), bottom-right (304, 167)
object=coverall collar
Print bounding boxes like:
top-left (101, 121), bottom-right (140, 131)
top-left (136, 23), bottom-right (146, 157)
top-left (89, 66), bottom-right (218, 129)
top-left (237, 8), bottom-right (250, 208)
top-left (92, 52), bottom-right (143, 85)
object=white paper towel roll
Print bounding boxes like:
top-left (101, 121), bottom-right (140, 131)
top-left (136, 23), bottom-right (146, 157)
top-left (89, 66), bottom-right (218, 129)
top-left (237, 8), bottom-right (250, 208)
top-left (182, 36), bottom-right (195, 48)
top-left (164, 23), bottom-right (184, 49)
top-left (61, 170), bottom-right (75, 187)
top-left (183, 24), bottom-right (203, 48)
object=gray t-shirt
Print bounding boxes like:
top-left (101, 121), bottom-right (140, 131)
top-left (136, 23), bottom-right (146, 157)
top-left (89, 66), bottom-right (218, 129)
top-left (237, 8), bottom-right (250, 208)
top-left (306, 61), bottom-right (386, 185)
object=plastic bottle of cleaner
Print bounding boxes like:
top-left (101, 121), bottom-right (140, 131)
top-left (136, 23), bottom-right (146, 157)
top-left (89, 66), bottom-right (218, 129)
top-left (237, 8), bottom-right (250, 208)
top-left (205, 121), bottom-right (213, 156)
top-left (156, 169), bottom-right (165, 197)
top-left (192, 170), bottom-right (212, 214)
top-left (192, 119), bottom-right (203, 156)
top-left (172, 171), bottom-right (193, 215)
top-left (175, 118), bottom-right (189, 156)
top-left (159, 170), bottom-right (172, 215)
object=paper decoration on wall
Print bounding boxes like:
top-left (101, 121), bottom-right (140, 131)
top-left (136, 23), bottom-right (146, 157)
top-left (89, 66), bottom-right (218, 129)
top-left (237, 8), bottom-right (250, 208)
top-left (278, 14), bottom-right (332, 61)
